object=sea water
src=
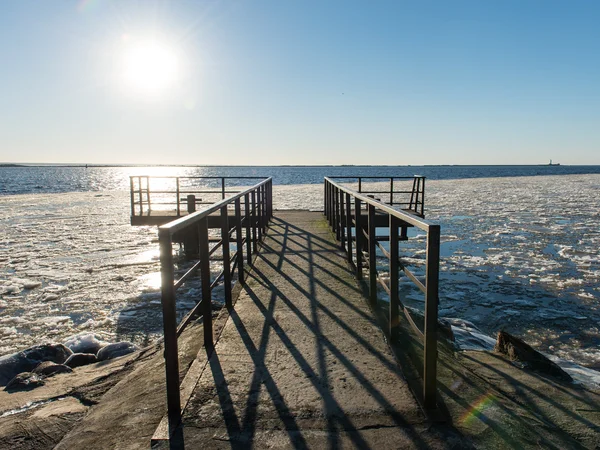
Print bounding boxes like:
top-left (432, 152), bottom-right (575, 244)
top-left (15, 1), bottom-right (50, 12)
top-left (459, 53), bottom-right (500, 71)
top-left (1, 166), bottom-right (599, 382)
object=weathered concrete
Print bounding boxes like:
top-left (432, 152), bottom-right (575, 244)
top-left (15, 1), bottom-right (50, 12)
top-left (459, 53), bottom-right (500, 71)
top-left (176, 211), bottom-right (469, 448)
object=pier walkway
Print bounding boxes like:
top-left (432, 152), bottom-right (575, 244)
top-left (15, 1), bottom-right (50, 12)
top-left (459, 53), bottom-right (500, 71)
top-left (162, 211), bottom-right (465, 448)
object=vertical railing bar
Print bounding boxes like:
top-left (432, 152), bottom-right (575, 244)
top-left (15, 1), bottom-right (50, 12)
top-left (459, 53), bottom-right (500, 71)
top-left (345, 192), bottom-right (352, 263)
top-left (138, 176), bottom-right (143, 215)
top-left (256, 187), bottom-right (262, 244)
top-left (390, 177), bottom-right (394, 205)
top-left (339, 189), bottom-right (346, 250)
top-left (221, 206), bottom-right (232, 308)
top-left (421, 177), bottom-right (426, 217)
top-left (198, 217), bottom-right (213, 350)
top-left (235, 198), bottom-right (245, 284)
top-left (251, 190), bottom-right (257, 254)
top-left (410, 177), bottom-right (417, 212)
top-left (146, 176), bottom-right (151, 211)
top-left (176, 177), bottom-right (181, 216)
top-left (355, 197), bottom-right (363, 280)
top-left (130, 177), bottom-right (135, 217)
top-left (423, 224), bottom-right (440, 409)
top-left (158, 229), bottom-right (181, 432)
top-left (358, 177), bottom-right (362, 194)
top-left (389, 215), bottom-right (400, 340)
top-left (245, 193), bottom-right (252, 265)
top-left (368, 203), bottom-right (377, 306)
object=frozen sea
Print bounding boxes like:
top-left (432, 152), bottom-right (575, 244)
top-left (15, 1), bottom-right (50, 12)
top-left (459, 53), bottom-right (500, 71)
top-left (1, 166), bottom-right (599, 382)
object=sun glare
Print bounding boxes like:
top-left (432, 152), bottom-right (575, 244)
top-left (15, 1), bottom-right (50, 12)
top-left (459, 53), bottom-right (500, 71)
top-left (120, 37), bottom-right (180, 97)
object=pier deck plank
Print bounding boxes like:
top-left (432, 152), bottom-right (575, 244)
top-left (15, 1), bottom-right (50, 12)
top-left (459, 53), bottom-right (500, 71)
top-left (177, 211), bottom-right (466, 448)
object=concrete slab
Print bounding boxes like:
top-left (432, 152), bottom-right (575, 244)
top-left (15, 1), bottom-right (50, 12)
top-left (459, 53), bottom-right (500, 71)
top-left (179, 211), bottom-right (468, 448)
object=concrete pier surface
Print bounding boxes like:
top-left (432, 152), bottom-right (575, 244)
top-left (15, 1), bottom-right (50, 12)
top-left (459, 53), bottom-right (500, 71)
top-left (173, 211), bottom-right (468, 448)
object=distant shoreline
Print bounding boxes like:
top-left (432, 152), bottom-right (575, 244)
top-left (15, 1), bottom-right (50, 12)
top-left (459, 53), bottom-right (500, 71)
top-left (2, 163), bottom-right (599, 168)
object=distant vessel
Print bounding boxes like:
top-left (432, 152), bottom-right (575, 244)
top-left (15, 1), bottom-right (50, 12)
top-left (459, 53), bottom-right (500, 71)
top-left (549, 159), bottom-right (560, 166)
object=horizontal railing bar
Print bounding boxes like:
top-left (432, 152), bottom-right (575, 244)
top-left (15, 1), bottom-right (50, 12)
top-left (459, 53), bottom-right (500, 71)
top-left (160, 178), bottom-right (272, 235)
top-left (325, 177), bottom-right (432, 230)
top-left (378, 276), bottom-right (391, 295)
top-left (402, 267), bottom-right (427, 294)
top-left (375, 240), bottom-right (390, 259)
top-left (174, 260), bottom-right (203, 290)
top-left (130, 176), bottom-right (268, 180)
top-left (327, 176), bottom-right (424, 180)
top-left (403, 307), bottom-right (425, 340)
top-left (176, 299), bottom-right (205, 337)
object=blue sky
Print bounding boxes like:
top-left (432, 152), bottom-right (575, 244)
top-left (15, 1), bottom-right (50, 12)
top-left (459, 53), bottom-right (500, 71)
top-left (0, 0), bottom-right (598, 165)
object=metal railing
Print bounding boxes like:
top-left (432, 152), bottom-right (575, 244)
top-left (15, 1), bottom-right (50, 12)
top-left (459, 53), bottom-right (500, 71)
top-left (158, 177), bottom-right (272, 434)
top-left (324, 177), bottom-right (440, 409)
top-left (326, 176), bottom-right (425, 217)
top-left (129, 176), bottom-right (269, 217)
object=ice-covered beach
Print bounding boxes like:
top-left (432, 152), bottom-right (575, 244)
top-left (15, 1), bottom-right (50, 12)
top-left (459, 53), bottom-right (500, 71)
top-left (1, 174), bottom-right (599, 373)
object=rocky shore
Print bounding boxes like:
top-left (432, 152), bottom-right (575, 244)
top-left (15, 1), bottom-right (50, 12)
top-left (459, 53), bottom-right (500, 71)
top-left (1, 309), bottom-right (599, 449)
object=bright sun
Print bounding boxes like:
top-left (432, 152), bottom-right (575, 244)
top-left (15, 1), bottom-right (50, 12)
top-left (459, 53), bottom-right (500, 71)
top-left (121, 37), bottom-right (180, 97)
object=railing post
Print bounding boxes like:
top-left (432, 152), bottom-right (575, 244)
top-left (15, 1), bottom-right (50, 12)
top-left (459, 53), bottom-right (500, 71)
top-left (187, 195), bottom-right (196, 214)
top-left (198, 217), bottom-right (213, 350)
top-left (368, 203), bottom-right (377, 306)
top-left (130, 177), bottom-right (135, 218)
top-left (345, 193), bottom-right (352, 262)
top-left (235, 198), bottom-right (245, 284)
top-left (176, 178), bottom-right (181, 216)
top-left (421, 178), bottom-right (426, 217)
top-left (269, 180), bottom-right (273, 219)
top-left (138, 176), bottom-right (143, 215)
top-left (424, 224), bottom-right (440, 410)
top-left (221, 206), bottom-right (232, 309)
top-left (256, 187), bottom-right (263, 243)
top-left (389, 216), bottom-right (400, 340)
top-left (354, 197), bottom-right (363, 280)
top-left (158, 229), bottom-right (181, 432)
top-left (324, 179), bottom-right (327, 216)
top-left (339, 189), bottom-right (346, 250)
top-left (245, 193), bottom-right (252, 265)
top-left (390, 177), bottom-right (394, 205)
top-left (146, 176), bottom-right (151, 211)
top-left (335, 187), bottom-right (341, 241)
top-left (251, 190), bottom-right (257, 254)
top-left (221, 177), bottom-right (226, 200)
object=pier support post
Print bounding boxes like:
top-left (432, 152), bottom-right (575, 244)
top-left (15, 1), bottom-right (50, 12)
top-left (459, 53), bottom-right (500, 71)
top-left (424, 224), bottom-right (440, 410)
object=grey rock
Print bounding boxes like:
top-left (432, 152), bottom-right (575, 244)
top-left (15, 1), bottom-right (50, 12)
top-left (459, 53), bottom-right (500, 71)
top-left (0, 343), bottom-right (73, 386)
top-left (4, 372), bottom-right (45, 391)
top-left (96, 342), bottom-right (138, 362)
top-left (65, 353), bottom-right (98, 368)
top-left (32, 361), bottom-right (73, 377)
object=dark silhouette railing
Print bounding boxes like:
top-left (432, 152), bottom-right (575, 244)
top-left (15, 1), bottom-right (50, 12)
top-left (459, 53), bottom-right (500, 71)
top-left (157, 177), bottom-right (272, 435)
top-left (326, 176), bottom-right (425, 217)
top-left (323, 176), bottom-right (440, 409)
top-left (129, 176), bottom-right (269, 218)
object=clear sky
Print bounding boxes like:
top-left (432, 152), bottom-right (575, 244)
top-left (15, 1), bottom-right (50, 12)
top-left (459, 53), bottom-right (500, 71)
top-left (1, 0), bottom-right (599, 165)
